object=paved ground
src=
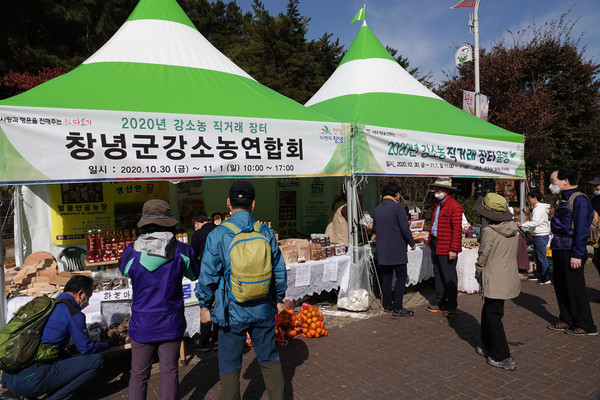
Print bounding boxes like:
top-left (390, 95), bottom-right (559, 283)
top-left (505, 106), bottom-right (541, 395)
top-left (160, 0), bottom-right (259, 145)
top-left (3, 261), bottom-right (600, 399)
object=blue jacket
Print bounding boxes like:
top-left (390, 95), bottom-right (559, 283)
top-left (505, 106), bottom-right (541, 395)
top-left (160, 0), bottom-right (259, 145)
top-left (195, 210), bottom-right (287, 327)
top-left (372, 198), bottom-right (415, 265)
top-left (41, 292), bottom-right (108, 358)
top-left (550, 187), bottom-right (594, 259)
top-left (120, 234), bottom-right (199, 343)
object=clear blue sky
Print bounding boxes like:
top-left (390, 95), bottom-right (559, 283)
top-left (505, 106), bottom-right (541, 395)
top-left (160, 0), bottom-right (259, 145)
top-left (232, 0), bottom-right (600, 85)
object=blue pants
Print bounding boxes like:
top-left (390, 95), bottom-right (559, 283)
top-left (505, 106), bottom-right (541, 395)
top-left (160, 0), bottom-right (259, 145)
top-left (218, 318), bottom-right (280, 376)
top-left (0, 354), bottom-right (103, 400)
top-left (533, 235), bottom-right (550, 279)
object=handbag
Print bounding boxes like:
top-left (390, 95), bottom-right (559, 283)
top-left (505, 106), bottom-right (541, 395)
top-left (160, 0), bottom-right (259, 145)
top-left (517, 226), bottom-right (534, 247)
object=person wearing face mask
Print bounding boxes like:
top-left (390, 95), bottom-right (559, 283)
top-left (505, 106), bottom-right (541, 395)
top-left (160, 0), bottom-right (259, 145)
top-left (589, 176), bottom-right (600, 277)
top-left (426, 177), bottom-right (464, 318)
top-left (0, 276), bottom-right (110, 400)
top-left (516, 191), bottom-right (551, 284)
top-left (547, 167), bottom-right (597, 336)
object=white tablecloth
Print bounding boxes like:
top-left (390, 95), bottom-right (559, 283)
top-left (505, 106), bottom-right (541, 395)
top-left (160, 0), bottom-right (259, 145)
top-left (400, 245), bottom-right (479, 293)
top-left (457, 247), bottom-right (480, 294)
top-left (284, 255), bottom-right (351, 301)
top-left (406, 245), bottom-right (434, 286)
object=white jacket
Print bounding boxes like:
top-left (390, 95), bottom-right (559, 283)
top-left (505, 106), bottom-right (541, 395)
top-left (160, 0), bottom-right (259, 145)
top-left (521, 203), bottom-right (550, 236)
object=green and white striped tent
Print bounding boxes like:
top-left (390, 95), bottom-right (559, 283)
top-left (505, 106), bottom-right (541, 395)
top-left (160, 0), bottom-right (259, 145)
top-left (306, 21), bottom-right (525, 179)
top-left (0, 0), bottom-right (349, 185)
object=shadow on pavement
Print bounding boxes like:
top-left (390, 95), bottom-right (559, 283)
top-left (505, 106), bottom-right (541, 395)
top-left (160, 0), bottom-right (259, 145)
top-left (239, 337), bottom-right (308, 400)
top-left (511, 291), bottom-right (555, 324)
top-left (77, 352), bottom-right (132, 399)
top-left (447, 309), bottom-right (481, 350)
top-left (586, 286), bottom-right (600, 303)
top-left (179, 351), bottom-right (220, 399)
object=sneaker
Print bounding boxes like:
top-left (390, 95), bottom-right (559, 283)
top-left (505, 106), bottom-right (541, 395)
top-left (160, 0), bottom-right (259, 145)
top-left (527, 274), bottom-right (539, 281)
top-left (443, 309), bottom-right (458, 318)
top-left (427, 304), bottom-right (444, 313)
top-left (392, 308), bottom-right (414, 317)
top-left (547, 321), bottom-right (570, 331)
top-left (475, 346), bottom-right (489, 357)
top-left (486, 356), bottom-right (517, 371)
top-left (565, 327), bottom-right (598, 336)
top-left (537, 278), bottom-right (552, 285)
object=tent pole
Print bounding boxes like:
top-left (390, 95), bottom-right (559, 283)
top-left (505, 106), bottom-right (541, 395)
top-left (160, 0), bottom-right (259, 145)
top-left (0, 227), bottom-right (5, 327)
top-left (346, 177), bottom-right (353, 248)
top-left (519, 180), bottom-right (526, 224)
top-left (13, 185), bottom-right (24, 270)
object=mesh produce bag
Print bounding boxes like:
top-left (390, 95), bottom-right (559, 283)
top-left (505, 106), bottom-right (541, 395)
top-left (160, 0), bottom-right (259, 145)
top-left (337, 246), bottom-right (373, 311)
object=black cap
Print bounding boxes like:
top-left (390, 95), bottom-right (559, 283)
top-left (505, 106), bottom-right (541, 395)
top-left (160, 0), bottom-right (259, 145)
top-left (229, 181), bottom-right (255, 201)
top-left (588, 176), bottom-right (600, 186)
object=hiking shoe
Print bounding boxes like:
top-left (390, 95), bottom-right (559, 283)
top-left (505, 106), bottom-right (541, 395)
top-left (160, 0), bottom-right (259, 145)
top-left (547, 321), bottom-right (570, 331)
top-left (565, 327), bottom-right (598, 336)
top-left (192, 342), bottom-right (213, 352)
top-left (537, 278), bottom-right (552, 285)
top-left (487, 356), bottom-right (517, 371)
top-left (475, 346), bottom-right (489, 357)
top-left (383, 301), bottom-right (393, 313)
top-left (392, 308), bottom-right (414, 317)
top-left (443, 309), bottom-right (458, 318)
top-left (427, 304), bottom-right (444, 313)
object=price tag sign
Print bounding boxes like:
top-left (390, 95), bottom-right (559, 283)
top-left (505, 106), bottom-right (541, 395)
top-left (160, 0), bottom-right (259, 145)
top-left (323, 259), bottom-right (338, 282)
top-left (295, 263), bottom-right (311, 287)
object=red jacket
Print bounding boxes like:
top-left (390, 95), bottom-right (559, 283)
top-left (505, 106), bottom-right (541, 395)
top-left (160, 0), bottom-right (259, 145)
top-left (428, 195), bottom-right (463, 255)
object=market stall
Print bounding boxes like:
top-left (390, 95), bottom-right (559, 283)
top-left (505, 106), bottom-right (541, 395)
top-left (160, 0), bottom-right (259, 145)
top-left (304, 17), bottom-right (525, 297)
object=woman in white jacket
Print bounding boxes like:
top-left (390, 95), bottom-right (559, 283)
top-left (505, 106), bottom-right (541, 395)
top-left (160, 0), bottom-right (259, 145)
top-left (517, 191), bottom-right (551, 284)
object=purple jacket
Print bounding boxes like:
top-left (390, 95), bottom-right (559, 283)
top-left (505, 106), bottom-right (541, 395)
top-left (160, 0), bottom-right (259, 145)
top-left (120, 233), bottom-right (199, 343)
top-left (550, 187), bottom-right (594, 259)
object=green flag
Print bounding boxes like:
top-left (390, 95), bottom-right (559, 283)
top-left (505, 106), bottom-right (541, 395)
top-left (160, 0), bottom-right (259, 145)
top-left (350, 6), bottom-right (365, 23)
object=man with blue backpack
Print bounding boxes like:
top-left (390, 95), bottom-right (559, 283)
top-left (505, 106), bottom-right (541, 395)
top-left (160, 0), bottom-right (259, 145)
top-left (196, 180), bottom-right (287, 400)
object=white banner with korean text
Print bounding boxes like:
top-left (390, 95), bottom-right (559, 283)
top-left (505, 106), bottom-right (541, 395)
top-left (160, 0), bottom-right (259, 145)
top-left (355, 124), bottom-right (525, 178)
top-left (0, 106), bottom-right (350, 184)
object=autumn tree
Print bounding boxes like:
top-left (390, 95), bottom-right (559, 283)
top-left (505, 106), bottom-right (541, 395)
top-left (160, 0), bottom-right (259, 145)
top-left (435, 11), bottom-right (600, 181)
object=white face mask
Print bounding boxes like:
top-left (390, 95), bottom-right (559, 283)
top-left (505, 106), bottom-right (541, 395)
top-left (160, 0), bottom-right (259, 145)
top-left (594, 190), bottom-right (600, 196)
top-left (548, 184), bottom-right (560, 195)
top-left (434, 192), bottom-right (446, 200)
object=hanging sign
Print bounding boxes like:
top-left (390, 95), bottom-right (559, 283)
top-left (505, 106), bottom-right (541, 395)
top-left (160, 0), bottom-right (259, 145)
top-left (455, 44), bottom-right (473, 65)
top-left (462, 90), bottom-right (489, 121)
